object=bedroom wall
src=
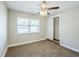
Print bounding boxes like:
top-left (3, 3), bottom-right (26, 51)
top-left (46, 16), bottom-right (54, 40)
top-left (8, 10), bottom-right (46, 47)
top-left (0, 2), bottom-right (8, 56)
top-left (47, 7), bottom-right (79, 52)
top-left (61, 7), bottom-right (79, 52)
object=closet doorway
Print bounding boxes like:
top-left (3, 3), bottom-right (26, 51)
top-left (53, 16), bottom-right (60, 44)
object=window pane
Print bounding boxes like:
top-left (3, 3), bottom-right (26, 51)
top-left (17, 17), bottom-right (29, 26)
top-left (30, 26), bottom-right (40, 33)
top-left (30, 20), bottom-right (40, 26)
top-left (30, 20), bottom-right (40, 33)
top-left (17, 26), bottom-right (29, 34)
top-left (17, 17), bottom-right (29, 34)
top-left (17, 17), bottom-right (40, 34)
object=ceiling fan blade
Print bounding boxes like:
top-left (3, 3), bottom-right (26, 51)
top-left (47, 12), bottom-right (50, 15)
top-left (48, 7), bottom-right (59, 10)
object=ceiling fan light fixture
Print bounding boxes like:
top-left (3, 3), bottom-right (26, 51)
top-left (40, 10), bottom-right (47, 16)
top-left (40, 1), bottom-right (47, 16)
top-left (39, 1), bottom-right (59, 16)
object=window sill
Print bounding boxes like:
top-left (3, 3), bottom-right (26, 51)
top-left (17, 32), bottom-right (40, 35)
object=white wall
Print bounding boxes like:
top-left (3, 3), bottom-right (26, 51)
top-left (0, 2), bottom-right (8, 56)
top-left (47, 16), bottom-right (53, 40)
top-left (61, 7), bottom-right (79, 52)
top-left (47, 7), bottom-right (79, 52)
top-left (8, 10), bottom-right (46, 47)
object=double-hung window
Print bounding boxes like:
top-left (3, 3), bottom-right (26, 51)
top-left (17, 17), bottom-right (40, 34)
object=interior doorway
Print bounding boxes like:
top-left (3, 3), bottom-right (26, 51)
top-left (53, 16), bottom-right (60, 44)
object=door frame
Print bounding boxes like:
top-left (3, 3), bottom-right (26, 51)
top-left (52, 14), bottom-right (62, 45)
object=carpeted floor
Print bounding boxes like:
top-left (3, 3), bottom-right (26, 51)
top-left (5, 40), bottom-right (79, 57)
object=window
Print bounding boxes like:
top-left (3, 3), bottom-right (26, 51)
top-left (17, 17), bottom-right (40, 34)
top-left (30, 20), bottom-right (40, 33)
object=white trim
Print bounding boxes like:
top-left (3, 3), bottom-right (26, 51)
top-left (60, 43), bottom-right (79, 53)
top-left (8, 38), bottom-right (47, 47)
top-left (2, 46), bottom-right (8, 57)
top-left (47, 36), bottom-right (53, 41)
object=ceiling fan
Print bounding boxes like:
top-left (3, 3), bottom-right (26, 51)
top-left (39, 1), bottom-right (59, 16)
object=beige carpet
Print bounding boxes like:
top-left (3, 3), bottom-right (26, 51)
top-left (5, 40), bottom-right (79, 57)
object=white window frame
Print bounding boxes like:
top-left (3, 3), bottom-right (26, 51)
top-left (17, 17), bottom-right (40, 34)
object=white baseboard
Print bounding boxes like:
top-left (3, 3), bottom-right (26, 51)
top-left (47, 37), bottom-right (53, 40)
top-left (60, 43), bottom-right (79, 53)
top-left (8, 38), bottom-right (47, 48)
top-left (2, 46), bottom-right (8, 57)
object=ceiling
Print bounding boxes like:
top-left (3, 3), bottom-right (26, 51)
top-left (5, 1), bottom-right (79, 16)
